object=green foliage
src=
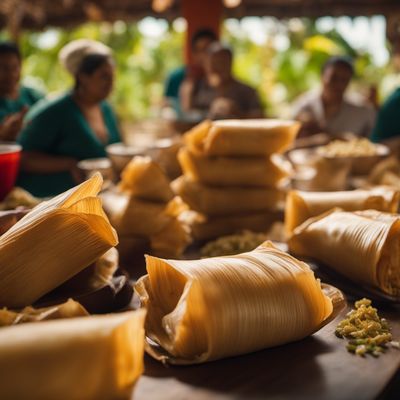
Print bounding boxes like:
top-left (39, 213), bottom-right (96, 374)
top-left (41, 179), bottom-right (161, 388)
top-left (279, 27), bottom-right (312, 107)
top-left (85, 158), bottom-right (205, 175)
top-left (0, 17), bottom-right (390, 121)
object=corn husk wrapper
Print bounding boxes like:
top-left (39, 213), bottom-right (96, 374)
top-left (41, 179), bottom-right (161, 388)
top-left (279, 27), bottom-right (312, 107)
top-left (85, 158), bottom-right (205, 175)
top-left (289, 209), bottom-right (400, 296)
top-left (178, 147), bottom-right (292, 187)
top-left (179, 210), bottom-right (282, 240)
top-left (135, 241), bottom-right (332, 364)
top-left (118, 156), bottom-right (174, 203)
top-left (0, 310), bottom-right (146, 400)
top-left (101, 189), bottom-right (186, 237)
top-left (0, 299), bottom-right (88, 327)
top-left (285, 187), bottom-right (400, 235)
top-left (172, 176), bottom-right (285, 216)
top-left (0, 174), bottom-right (118, 309)
top-left (184, 119), bottom-right (300, 156)
top-left (150, 218), bottom-right (191, 258)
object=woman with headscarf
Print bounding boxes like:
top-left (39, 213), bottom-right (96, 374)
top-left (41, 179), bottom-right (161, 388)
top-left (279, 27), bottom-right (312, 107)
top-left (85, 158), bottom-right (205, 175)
top-left (17, 39), bottom-right (121, 197)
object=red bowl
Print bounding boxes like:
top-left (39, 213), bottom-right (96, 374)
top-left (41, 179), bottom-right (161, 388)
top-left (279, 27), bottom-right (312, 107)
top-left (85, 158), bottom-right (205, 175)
top-left (0, 143), bottom-right (22, 201)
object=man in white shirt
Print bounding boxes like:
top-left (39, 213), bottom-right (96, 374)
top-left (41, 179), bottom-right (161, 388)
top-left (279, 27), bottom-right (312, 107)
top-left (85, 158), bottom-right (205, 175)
top-left (292, 56), bottom-right (376, 138)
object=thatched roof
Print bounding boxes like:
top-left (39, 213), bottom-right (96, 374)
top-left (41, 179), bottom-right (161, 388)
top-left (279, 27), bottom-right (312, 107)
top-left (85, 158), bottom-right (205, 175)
top-left (1, 0), bottom-right (399, 32)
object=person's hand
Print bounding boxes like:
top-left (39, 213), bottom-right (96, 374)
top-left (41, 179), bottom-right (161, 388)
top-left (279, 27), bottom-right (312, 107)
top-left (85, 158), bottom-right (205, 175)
top-left (0, 209), bottom-right (29, 235)
top-left (0, 106), bottom-right (29, 141)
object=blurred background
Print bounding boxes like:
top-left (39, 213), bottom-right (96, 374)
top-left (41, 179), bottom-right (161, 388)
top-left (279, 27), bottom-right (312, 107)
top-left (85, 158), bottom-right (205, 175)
top-left (0, 15), bottom-right (397, 126)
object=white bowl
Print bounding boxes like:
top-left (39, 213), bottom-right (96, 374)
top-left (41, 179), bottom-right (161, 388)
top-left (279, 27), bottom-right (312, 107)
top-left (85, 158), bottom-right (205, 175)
top-left (77, 158), bottom-right (114, 189)
top-left (106, 143), bottom-right (147, 176)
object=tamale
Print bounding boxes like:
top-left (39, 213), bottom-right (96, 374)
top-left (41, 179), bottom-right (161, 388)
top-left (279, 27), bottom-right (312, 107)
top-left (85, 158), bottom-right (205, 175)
top-left (101, 189), bottom-right (185, 237)
top-left (0, 174), bottom-right (118, 309)
top-left (0, 299), bottom-right (88, 327)
top-left (289, 209), bottom-right (400, 296)
top-left (178, 147), bottom-right (292, 187)
top-left (0, 310), bottom-right (146, 400)
top-left (185, 119), bottom-right (300, 156)
top-left (172, 176), bottom-right (285, 216)
top-left (118, 156), bottom-right (174, 203)
top-left (179, 210), bottom-right (283, 240)
top-left (150, 218), bottom-right (191, 258)
top-left (285, 187), bottom-right (400, 235)
top-left (135, 241), bottom-right (332, 364)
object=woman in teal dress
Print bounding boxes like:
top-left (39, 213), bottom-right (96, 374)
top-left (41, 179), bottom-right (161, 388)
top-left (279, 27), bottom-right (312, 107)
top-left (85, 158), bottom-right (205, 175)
top-left (17, 39), bottom-right (121, 197)
top-left (0, 41), bottom-right (44, 141)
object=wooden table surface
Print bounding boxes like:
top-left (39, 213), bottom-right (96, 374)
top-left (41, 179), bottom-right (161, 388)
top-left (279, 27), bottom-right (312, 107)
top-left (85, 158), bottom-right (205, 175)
top-left (132, 301), bottom-right (400, 400)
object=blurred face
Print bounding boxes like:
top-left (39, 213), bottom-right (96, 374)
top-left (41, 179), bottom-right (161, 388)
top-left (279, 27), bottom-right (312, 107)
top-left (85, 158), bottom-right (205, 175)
top-left (78, 60), bottom-right (114, 102)
top-left (321, 63), bottom-right (353, 103)
top-left (0, 53), bottom-right (21, 96)
top-left (192, 37), bottom-right (214, 67)
top-left (206, 51), bottom-right (232, 86)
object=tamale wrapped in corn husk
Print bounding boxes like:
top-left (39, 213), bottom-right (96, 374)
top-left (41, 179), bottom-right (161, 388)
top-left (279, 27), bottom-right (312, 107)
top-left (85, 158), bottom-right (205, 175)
top-left (0, 310), bottom-right (146, 400)
top-left (0, 299), bottom-right (88, 327)
top-left (289, 209), bottom-right (400, 296)
top-left (0, 174), bottom-right (118, 309)
top-left (135, 241), bottom-right (333, 364)
top-left (178, 147), bottom-right (292, 187)
top-left (118, 156), bottom-right (174, 203)
top-left (185, 119), bottom-right (300, 156)
top-left (179, 210), bottom-right (282, 240)
top-left (285, 187), bottom-right (399, 235)
top-left (101, 190), bottom-right (186, 237)
top-left (172, 176), bottom-right (285, 216)
top-left (150, 218), bottom-right (191, 258)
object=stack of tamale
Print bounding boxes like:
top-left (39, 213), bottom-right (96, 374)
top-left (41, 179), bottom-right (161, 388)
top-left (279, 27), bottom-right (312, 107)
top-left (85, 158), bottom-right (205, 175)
top-left (174, 119), bottom-right (300, 240)
top-left (101, 156), bottom-right (191, 261)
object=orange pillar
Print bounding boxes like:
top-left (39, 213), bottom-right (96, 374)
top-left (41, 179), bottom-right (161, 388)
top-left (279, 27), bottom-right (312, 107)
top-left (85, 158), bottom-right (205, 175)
top-left (181, 0), bottom-right (223, 65)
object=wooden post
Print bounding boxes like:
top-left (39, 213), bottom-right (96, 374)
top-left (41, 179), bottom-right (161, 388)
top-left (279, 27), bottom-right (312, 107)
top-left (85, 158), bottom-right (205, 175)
top-left (181, 0), bottom-right (223, 65)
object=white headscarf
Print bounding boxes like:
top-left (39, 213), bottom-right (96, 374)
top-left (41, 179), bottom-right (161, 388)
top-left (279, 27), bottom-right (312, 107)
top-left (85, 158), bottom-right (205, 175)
top-left (59, 39), bottom-right (112, 76)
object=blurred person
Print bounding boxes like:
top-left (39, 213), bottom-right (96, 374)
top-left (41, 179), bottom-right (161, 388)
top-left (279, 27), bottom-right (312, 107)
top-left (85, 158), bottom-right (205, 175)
top-left (292, 56), bottom-right (376, 138)
top-left (181, 42), bottom-right (264, 119)
top-left (164, 28), bottom-right (217, 116)
top-left (0, 41), bottom-right (44, 141)
top-left (371, 61), bottom-right (400, 143)
top-left (17, 39), bottom-right (121, 197)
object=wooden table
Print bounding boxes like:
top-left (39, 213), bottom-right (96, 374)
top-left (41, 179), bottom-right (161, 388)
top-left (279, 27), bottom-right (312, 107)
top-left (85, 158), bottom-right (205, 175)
top-left (131, 289), bottom-right (400, 399)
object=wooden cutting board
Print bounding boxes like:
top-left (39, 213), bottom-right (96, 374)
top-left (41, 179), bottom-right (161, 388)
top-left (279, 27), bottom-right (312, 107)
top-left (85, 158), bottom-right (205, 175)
top-left (132, 300), bottom-right (400, 400)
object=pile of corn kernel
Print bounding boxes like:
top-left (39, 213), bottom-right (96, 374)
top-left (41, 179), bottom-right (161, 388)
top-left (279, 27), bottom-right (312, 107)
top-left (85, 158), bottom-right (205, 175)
top-left (200, 230), bottom-right (268, 258)
top-left (317, 138), bottom-right (378, 158)
top-left (335, 298), bottom-right (399, 357)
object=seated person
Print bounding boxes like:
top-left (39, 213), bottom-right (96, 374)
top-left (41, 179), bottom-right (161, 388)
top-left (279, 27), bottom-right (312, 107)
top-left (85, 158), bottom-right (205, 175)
top-left (371, 86), bottom-right (400, 143)
top-left (164, 28), bottom-right (217, 117)
top-left (292, 56), bottom-right (376, 138)
top-left (0, 42), bottom-right (44, 141)
top-left (17, 39), bottom-right (120, 197)
top-left (180, 42), bottom-right (264, 119)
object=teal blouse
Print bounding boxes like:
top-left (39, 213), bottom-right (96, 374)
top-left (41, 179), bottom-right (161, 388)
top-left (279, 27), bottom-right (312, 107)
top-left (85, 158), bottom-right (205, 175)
top-left (371, 88), bottom-right (400, 142)
top-left (17, 93), bottom-right (121, 197)
top-left (0, 86), bottom-right (44, 123)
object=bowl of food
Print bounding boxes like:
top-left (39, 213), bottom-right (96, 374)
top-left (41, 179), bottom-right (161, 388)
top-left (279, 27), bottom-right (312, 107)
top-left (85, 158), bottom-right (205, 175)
top-left (0, 143), bottom-right (22, 201)
top-left (315, 138), bottom-right (390, 176)
top-left (288, 146), bottom-right (352, 191)
top-left (77, 158), bottom-right (114, 188)
top-left (106, 143), bottom-right (147, 177)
